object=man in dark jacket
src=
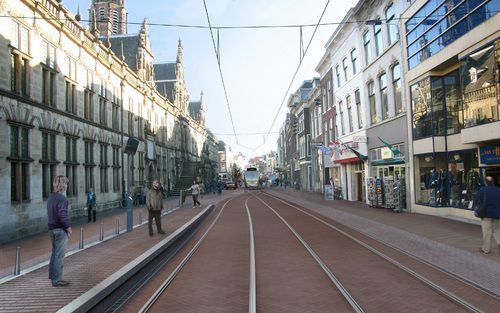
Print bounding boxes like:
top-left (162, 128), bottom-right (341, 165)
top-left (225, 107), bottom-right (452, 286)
top-left (474, 176), bottom-right (500, 254)
top-left (47, 176), bottom-right (72, 287)
top-left (146, 179), bottom-right (165, 236)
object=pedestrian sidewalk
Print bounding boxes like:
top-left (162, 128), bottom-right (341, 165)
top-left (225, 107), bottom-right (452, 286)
top-left (0, 191), bottom-right (226, 281)
top-left (266, 187), bottom-right (500, 296)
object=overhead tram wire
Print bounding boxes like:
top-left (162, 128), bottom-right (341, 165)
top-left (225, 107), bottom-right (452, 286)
top-left (202, 0), bottom-right (239, 145)
top-left (264, 0), bottom-right (331, 144)
top-left (5, 11), bottom-right (499, 29)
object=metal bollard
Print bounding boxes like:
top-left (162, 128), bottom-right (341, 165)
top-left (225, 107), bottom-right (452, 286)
top-left (99, 222), bottom-right (104, 241)
top-left (13, 247), bottom-right (21, 276)
top-left (79, 228), bottom-right (84, 249)
top-left (115, 218), bottom-right (120, 235)
top-left (138, 212), bottom-right (142, 225)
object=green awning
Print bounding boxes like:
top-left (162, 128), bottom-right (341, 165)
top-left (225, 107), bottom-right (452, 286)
top-left (371, 158), bottom-right (405, 166)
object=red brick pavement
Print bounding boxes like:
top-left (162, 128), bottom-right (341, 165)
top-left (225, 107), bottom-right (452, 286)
top-left (0, 192), bottom-right (227, 280)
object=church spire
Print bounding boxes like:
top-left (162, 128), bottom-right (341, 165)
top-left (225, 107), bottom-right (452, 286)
top-left (177, 38), bottom-right (183, 64)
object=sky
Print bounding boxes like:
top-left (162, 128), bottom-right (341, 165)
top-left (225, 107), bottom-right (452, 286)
top-left (66, 0), bottom-right (357, 159)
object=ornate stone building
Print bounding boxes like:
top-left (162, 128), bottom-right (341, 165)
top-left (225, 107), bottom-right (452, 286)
top-left (0, 0), bottom-right (218, 243)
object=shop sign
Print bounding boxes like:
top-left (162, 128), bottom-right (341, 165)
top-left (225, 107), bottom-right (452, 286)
top-left (381, 147), bottom-right (393, 159)
top-left (353, 136), bottom-right (367, 143)
top-left (479, 145), bottom-right (500, 164)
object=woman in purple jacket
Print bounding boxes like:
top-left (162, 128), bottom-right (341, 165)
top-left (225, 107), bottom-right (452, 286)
top-left (47, 176), bottom-right (73, 287)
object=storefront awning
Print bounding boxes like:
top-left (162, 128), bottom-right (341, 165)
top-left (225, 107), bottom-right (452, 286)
top-left (371, 158), bottom-right (405, 166)
top-left (334, 157), bottom-right (363, 164)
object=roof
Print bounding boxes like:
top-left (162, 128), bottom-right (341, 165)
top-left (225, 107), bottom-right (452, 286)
top-left (189, 101), bottom-right (202, 120)
top-left (106, 35), bottom-right (140, 71)
top-left (154, 62), bottom-right (176, 81)
top-left (156, 81), bottom-right (175, 102)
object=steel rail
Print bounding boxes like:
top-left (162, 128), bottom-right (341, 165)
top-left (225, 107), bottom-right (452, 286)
top-left (138, 198), bottom-right (235, 313)
top-left (245, 198), bottom-right (257, 313)
top-left (253, 195), bottom-right (365, 313)
top-left (264, 193), bottom-right (486, 313)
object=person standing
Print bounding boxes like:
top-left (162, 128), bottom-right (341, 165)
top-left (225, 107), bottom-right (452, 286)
top-left (146, 179), bottom-right (166, 236)
top-left (474, 176), bottom-right (500, 254)
top-left (187, 181), bottom-right (201, 208)
top-left (86, 187), bottom-right (97, 223)
top-left (47, 175), bottom-right (72, 287)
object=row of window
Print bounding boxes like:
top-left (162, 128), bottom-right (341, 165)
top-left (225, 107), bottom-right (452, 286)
top-left (9, 124), bottom-right (122, 202)
top-left (10, 19), bottom-right (155, 137)
top-left (406, 0), bottom-right (498, 69)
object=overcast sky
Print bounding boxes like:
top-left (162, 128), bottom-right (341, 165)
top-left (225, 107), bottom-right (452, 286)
top-left (66, 0), bottom-right (357, 159)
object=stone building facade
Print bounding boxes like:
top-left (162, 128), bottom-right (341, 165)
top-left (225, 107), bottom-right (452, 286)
top-left (0, 0), bottom-right (218, 243)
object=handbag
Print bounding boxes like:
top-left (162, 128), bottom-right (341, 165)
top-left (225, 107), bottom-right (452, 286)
top-left (473, 187), bottom-right (487, 218)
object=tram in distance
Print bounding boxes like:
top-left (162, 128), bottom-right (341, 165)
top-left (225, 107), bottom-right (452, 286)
top-left (244, 167), bottom-right (260, 189)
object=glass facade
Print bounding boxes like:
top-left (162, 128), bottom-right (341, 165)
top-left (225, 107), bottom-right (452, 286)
top-left (406, 0), bottom-right (499, 69)
top-left (411, 71), bottom-right (462, 139)
top-left (415, 149), bottom-right (483, 208)
top-left (411, 40), bottom-right (499, 140)
top-left (461, 41), bottom-right (499, 128)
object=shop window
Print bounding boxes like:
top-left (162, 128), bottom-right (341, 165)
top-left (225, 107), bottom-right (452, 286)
top-left (415, 150), bottom-right (481, 209)
top-left (460, 41), bottom-right (499, 128)
top-left (414, 153), bottom-right (447, 207)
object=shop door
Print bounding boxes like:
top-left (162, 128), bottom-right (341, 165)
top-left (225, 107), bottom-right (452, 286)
top-left (357, 173), bottom-right (363, 202)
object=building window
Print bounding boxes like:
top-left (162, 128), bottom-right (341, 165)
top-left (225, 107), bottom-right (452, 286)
top-left (162, 156), bottom-right (167, 188)
top-left (41, 41), bottom-right (56, 106)
top-left (339, 101), bottom-right (345, 135)
top-left (67, 57), bottom-right (77, 81)
top-left (138, 151), bottom-right (145, 185)
top-left (363, 31), bottom-right (372, 65)
top-left (112, 146), bottom-right (121, 192)
top-left (84, 140), bottom-right (95, 193)
top-left (385, 3), bottom-right (398, 45)
top-left (406, 0), bottom-right (498, 69)
top-left (411, 78), bottom-right (432, 139)
top-left (355, 89), bottom-right (362, 129)
top-left (99, 97), bottom-right (107, 126)
top-left (379, 73), bottom-right (389, 120)
top-left (84, 89), bottom-right (94, 120)
top-left (322, 87), bottom-right (327, 113)
top-left (346, 95), bottom-right (353, 132)
top-left (461, 41), bottom-right (499, 128)
top-left (335, 65), bottom-right (341, 87)
top-left (342, 57), bottom-right (348, 82)
top-left (11, 21), bottom-right (30, 96)
top-left (65, 136), bottom-right (78, 197)
top-left (334, 113), bottom-right (339, 140)
top-left (351, 49), bottom-right (358, 75)
top-left (392, 63), bottom-right (402, 114)
top-left (329, 117), bottom-right (334, 142)
top-left (10, 125), bottom-right (31, 202)
top-left (41, 132), bottom-right (57, 198)
top-left (327, 79), bottom-right (333, 108)
top-left (65, 81), bottom-right (77, 114)
top-left (100, 143), bottom-right (109, 193)
top-left (374, 23), bottom-right (383, 56)
top-left (112, 94), bottom-right (120, 131)
top-left (368, 81), bottom-right (377, 124)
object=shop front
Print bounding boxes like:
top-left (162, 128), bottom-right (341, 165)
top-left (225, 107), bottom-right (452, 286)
top-left (332, 138), bottom-right (368, 202)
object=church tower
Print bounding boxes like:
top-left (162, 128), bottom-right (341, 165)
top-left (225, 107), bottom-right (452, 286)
top-left (90, 0), bottom-right (127, 36)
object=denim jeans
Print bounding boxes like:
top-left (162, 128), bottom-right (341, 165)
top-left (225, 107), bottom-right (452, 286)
top-left (49, 228), bottom-right (68, 284)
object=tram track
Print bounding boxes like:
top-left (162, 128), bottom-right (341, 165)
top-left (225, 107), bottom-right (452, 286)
top-left (255, 192), bottom-right (498, 313)
top-left (90, 191), bottom-right (497, 313)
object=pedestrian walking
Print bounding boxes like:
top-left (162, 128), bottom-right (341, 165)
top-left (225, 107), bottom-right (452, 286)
top-left (474, 176), bottom-right (500, 254)
top-left (186, 181), bottom-right (201, 208)
top-left (47, 175), bottom-right (72, 287)
top-left (146, 179), bottom-right (166, 236)
top-left (86, 187), bottom-right (97, 223)
top-left (216, 179), bottom-right (222, 194)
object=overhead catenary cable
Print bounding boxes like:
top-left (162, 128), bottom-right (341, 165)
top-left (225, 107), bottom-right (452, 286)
top-left (202, 0), bottom-right (238, 144)
top-left (264, 0), bottom-right (331, 144)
